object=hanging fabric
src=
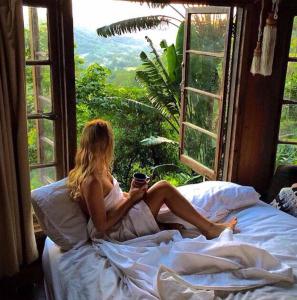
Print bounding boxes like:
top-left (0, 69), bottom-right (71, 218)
top-left (251, 0), bottom-right (265, 75)
top-left (260, 0), bottom-right (280, 76)
top-left (0, 0), bottom-right (38, 278)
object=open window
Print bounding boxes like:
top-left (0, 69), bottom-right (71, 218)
top-left (179, 7), bottom-right (234, 179)
top-left (275, 16), bottom-right (297, 167)
top-left (23, 0), bottom-right (76, 190)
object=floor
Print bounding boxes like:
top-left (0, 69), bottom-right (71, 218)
top-left (0, 260), bottom-right (46, 300)
top-left (0, 234), bottom-right (46, 300)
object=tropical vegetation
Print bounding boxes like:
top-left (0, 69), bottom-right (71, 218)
top-left (24, 8), bottom-right (297, 190)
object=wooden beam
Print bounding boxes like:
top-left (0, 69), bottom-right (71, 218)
top-left (30, 162), bottom-right (56, 170)
top-left (186, 50), bottom-right (224, 58)
top-left (185, 86), bottom-right (221, 100)
top-left (180, 155), bottom-right (215, 179)
top-left (183, 122), bottom-right (217, 139)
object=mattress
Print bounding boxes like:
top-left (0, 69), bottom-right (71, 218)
top-left (42, 200), bottom-right (297, 300)
top-left (42, 237), bottom-right (64, 300)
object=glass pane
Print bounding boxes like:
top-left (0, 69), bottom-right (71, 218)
top-left (289, 17), bottom-right (297, 58)
top-left (184, 125), bottom-right (216, 169)
top-left (187, 54), bottom-right (223, 95)
top-left (279, 105), bottom-right (297, 143)
top-left (23, 6), bottom-right (49, 60)
top-left (27, 119), bottom-right (55, 164)
top-left (26, 65), bottom-right (52, 114)
top-left (185, 90), bottom-right (220, 133)
top-left (284, 62), bottom-right (297, 100)
top-left (30, 167), bottom-right (57, 190)
top-left (189, 13), bottom-right (228, 53)
top-left (275, 144), bottom-right (297, 167)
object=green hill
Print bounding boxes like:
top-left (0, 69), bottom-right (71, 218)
top-left (74, 27), bottom-right (149, 71)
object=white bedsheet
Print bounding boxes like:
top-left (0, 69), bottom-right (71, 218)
top-left (98, 228), bottom-right (293, 298)
top-left (44, 201), bottom-right (297, 300)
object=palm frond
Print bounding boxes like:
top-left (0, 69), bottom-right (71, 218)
top-left (151, 164), bottom-right (184, 178)
top-left (85, 95), bottom-right (164, 118)
top-left (141, 136), bottom-right (178, 146)
top-left (137, 52), bottom-right (179, 114)
top-left (120, 0), bottom-right (170, 8)
top-left (136, 51), bottom-right (180, 132)
top-left (97, 15), bottom-right (171, 37)
top-left (184, 175), bottom-right (204, 185)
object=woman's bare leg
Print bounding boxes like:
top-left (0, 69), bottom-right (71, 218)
top-left (145, 180), bottom-right (237, 239)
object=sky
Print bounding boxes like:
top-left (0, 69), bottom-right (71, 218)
top-left (23, 0), bottom-right (186, 48)
top-left (72, 0), bottom-right (185, 45)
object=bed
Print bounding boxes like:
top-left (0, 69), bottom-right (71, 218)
top-left (41, 182), bottom-right (297, 300)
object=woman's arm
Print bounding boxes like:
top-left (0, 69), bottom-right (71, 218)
top-left (82, 177), bottom-right (146, 235)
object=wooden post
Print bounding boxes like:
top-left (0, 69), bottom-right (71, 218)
top-left (29, 7), bottom-right (46, 182)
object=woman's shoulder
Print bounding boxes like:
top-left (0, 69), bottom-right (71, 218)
top-left (81, 174), bottom-right (103, 194)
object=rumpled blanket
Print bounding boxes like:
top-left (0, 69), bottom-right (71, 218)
top-left (95, 229), bottom-right (293, 299)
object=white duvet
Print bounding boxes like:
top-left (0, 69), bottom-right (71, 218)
top-left (57, 183), bottom-right (297, 300)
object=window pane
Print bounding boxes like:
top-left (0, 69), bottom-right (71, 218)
top-left (184, 125), bottom-right (216, 169)
top-left (275, 144), bottom-right (297, 167)
top-left (279, 104), bottom-right (297, 143)
top-left (289, 17), bottom-right (297, 58)
top-left (27, 119), bottom-right (55, 164)
top-left (187, 54), bottom-right (223, 95)
top-left (23, 6), bottom-right (49, 60)
top-left (26, 65), bottom-right (52, 114)
top-left (30, 167), bottom-right (57, 190)
top-left (189, 13), bottom-right (228, 53)
top-left (284, 62), bottom-right (297, 100)
top-left (185, 90), bottom-right (220, 133)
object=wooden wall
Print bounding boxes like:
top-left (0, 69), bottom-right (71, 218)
top-left (228, 0), bottom-right (296, 195)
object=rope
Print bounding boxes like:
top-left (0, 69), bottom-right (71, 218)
top-left (257, 0), bottom-right (265, 42)
top-left (272, 0), bottom-right (280, 19)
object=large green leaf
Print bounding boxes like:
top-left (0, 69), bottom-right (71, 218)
top-left (140, 136), bottom-right (178, 146)
top-left (165, 44), bottom-right (178, 82)
top-left (97, 16), bottom-right (171, 37)
top-left (175, 22), bottom-right (184, 57)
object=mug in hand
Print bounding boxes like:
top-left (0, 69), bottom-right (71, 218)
top-left (133, 172), bottom-right (150, 188)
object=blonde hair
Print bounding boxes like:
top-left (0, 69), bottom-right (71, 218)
top-left (68, 119), bottom-right (114, 200)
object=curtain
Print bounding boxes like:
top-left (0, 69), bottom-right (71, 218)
top-left (0, 0), bottom-right (38, 278)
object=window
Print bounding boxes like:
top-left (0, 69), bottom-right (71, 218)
top-left (275, 16), bottom-right (297, 167)
top-left (179, 7), bottom-right (234, 179)
top-left (23, 0), bottom-right (76, 190)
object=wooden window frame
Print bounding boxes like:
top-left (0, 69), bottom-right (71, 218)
top-left (275, 14), bottom-right (297, 161)
top-left (179, 6), bottom-right (234, 179)
top-left (23, 0), bottom-right (76, 184)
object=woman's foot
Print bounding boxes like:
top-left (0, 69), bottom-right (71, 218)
top-left (204, 217), bottom-right (238, 240)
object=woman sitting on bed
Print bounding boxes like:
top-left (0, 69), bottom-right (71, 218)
top-left (68, 119), bottom-right (237, 241)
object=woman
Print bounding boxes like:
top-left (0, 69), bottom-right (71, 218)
top-left (68, 119), bottom-right (237, 241)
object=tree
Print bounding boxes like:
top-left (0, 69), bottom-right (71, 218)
top-left (75, 63), bottom-right (180, 189)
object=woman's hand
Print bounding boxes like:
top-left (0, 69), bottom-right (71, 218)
top-left (127, 180), bottom-right (148, 204)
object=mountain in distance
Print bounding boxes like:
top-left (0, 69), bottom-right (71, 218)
top-left (74, 27), bottom-right (150, 71)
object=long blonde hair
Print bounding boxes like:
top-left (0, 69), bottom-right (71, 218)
top-left (68, 119), bottom-right (114, 200)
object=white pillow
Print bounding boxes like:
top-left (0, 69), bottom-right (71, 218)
top-left (159, 181), bottom-right (260, 224)
top-left (31, 178), bottom-right (89, 250)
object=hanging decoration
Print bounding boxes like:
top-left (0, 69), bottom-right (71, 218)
top-left (260, 0), bottom-right (280, 76)
top-left (251, 0), bottom-right (265, 75)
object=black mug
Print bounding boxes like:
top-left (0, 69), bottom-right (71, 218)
top-left (133, 172), bottom-right (150, 188)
